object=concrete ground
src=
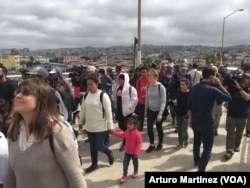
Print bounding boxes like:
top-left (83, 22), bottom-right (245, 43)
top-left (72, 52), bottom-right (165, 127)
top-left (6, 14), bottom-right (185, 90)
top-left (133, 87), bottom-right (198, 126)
top-left (75, 109), bottom-right (250, 188)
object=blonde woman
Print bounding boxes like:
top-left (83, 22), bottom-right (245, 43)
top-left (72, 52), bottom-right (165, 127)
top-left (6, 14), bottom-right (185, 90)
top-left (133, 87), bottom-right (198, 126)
top-left (145, 69), bottom-right (166, 153)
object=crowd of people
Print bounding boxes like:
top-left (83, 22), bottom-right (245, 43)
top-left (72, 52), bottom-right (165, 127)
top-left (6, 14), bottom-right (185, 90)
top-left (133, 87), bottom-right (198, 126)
top-left (0, 60), bottom-right (250, 186)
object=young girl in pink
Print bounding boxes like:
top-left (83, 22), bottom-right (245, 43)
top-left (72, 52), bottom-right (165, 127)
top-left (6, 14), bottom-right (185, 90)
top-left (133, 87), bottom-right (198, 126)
top-left (111, 115), bottom-right (142, 184)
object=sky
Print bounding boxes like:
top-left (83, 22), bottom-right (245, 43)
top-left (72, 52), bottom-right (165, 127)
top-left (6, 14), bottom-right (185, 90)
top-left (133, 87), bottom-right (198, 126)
top-left (0, 0), bottom-right (249, 50)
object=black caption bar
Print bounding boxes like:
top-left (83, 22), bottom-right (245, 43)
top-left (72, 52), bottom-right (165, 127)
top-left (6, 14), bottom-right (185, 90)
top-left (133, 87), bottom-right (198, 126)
top-left (145, 172), bottom-right (250, 188)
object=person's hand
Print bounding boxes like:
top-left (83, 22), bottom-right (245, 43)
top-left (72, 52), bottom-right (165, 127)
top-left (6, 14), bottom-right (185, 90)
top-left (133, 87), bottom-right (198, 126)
top-left (224, 102), bottom-right (228, 109)
top-left (109, 129), bottom-right (115, 135)
top-left (188, 118), bottom-right (192, 128)
top-left (211, 76), bottom-right (222, 86)
top-left (144, 112), bottom-right (147, 117)
top-left (156, 114), bottom-right (162, 122)
top-left (133, 154), bottom-right (138, 158)
top-left (233, 80), bottom-right (241, 90)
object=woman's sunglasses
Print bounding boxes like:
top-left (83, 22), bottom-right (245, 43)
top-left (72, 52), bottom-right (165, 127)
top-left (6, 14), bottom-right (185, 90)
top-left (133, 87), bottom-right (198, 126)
top-left (15, 88), bottom-right (33, 96)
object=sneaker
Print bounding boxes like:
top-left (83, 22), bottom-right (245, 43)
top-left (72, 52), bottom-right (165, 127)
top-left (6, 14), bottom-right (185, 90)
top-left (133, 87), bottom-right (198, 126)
top-left (184, 140), bottom-right (189, 148)
top-left (224, 151), bottom-right (234, 160)
top-left (194, 161), bottom-right (199, 167)
top-left (175, 144), bottom-right (183, 150)
top-left (155, 144), bottom-right (163, 151)
top-left (85, 165), bottom-right (98, 173)
top-left (132, 171), bottom-right (138, 179)
top-left (234, 147), bottom-right (240, 152)
top-left (214, 130), bottom-right (218, 136)
top-left (146, 145), bottom-right (155, 153)
top-left (120, 176), bottom-right (127, 183)
top-left (246, 132), bottom-right (250, 137)
top-left (108, 151), bottom-right (114, 165)
top-left (119, 145), bottom-right (125, 152)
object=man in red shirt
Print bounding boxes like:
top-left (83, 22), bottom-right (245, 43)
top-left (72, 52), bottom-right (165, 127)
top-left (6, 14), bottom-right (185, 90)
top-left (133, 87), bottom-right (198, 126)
top-left (136, 67), bottom-right (149, 131)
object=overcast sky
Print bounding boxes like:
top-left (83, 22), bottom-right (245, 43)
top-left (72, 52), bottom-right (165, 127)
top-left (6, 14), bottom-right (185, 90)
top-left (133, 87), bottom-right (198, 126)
top-left (0, 0), bottom-right (249, 50)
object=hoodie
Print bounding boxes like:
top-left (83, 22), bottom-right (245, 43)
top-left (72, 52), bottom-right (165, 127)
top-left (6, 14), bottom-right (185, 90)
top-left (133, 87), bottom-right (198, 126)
top-left (51, 67), bottom-right (72, 95)
top-left (112, 73), bottom-right (138, 117)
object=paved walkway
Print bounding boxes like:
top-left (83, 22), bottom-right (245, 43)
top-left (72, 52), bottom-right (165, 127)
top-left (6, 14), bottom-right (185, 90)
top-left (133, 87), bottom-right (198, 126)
top-left (75, 109), bottom-right (250, 188)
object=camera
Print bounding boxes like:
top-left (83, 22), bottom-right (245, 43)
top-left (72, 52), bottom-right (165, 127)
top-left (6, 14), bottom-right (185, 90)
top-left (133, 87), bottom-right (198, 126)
top-left (223, 70), bottom-right (244, 87)
top-left (68, 65), bottom-right (87, 78)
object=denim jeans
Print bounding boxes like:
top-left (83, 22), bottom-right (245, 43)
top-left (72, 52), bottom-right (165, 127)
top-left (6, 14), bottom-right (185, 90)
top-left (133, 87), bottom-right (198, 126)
top-left (176, 114), bottom-right (189, 145)
top-left (147, 109), bottom-right (164, 145)
top-left (123, 153), bottom-right (138, 176)
top-left (192, 124), bottom-right (214, 172)
top-left (87, 131), bottom-right (112, 166)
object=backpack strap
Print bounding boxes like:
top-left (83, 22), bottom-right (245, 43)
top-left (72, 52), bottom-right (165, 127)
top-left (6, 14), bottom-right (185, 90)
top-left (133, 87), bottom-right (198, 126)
top-left (49, 133), bottom-right (55, 154)
top-left (193, 71), bottom-right (197, 83)
top-left (147, 84), bottom-right (161, 94)
top-left (100, 91), bottom-right (105, 118)
top-left (84, 91), bottom-right (89, 100)
top-left (129, 86), bottom-right (132, 98)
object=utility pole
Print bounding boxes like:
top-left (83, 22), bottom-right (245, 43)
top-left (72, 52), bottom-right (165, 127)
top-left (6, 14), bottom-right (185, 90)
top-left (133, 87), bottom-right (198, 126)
top-left (136, 0), bottom-right (141, 67)
top-left (134, 37), bottom-right (137, 69)
top-left (221, 9), bottom-right (244, 65)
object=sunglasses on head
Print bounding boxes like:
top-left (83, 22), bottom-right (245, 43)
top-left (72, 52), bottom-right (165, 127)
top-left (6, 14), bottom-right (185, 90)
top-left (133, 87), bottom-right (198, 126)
top-left (15, 88), bottom-right (33, 96)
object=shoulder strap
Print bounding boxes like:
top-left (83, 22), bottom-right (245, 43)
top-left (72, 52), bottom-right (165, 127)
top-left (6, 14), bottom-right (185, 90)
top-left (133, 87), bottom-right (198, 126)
top-left (84, 91), bottom-right (89, 100)
top-left (129, 86), bottom-right (132, 98)
top-left (147, 85), bottom-right (160, 94)
top-left (49, 134), bottom-right (55, 154)
top-left (193, 71), bottom-right (197, 83)
top-left (100, 91), bottom-right (105, 118)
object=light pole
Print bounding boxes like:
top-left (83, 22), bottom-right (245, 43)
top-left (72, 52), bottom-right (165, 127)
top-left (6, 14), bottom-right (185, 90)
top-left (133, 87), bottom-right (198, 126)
top-left (136, 0), bottom-right (141, 68)
top-left (221, 9), bottom-right (244, 65)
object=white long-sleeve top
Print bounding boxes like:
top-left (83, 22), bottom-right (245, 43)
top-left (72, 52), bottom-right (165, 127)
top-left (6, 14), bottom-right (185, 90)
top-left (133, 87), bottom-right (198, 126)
top-left (79, 90), bottom-right (114, 132)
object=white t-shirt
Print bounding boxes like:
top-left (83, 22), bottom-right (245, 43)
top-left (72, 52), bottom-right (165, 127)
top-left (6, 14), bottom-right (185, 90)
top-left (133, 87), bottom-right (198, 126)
top-left (0, 132), bottom-right (8, 184)
top-left (187, 69), bottom-right (203, 86)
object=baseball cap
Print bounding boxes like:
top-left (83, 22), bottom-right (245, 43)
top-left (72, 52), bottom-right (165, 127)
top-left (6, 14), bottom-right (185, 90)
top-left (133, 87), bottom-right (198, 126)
top-left (27, 67), bottom-right (49, 78)
top-left (49, 68), bottom-right (57, 74)
top-left (87, 65), bottom-right (96, 73)
top-left (180, 64), bottom-right (188, 70)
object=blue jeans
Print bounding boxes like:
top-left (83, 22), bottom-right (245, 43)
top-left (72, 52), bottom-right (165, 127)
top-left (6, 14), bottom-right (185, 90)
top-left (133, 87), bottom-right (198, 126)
top-left (192, 124), bottom-right (214, 172)
top-left (147, 109), bottom-right (164, 145)
top-left (123, 153), bottom-right (139, 176)
top-left (87, 131), bottom-right (112, 166)
top-left (176, 114), bottom-right (189, 145)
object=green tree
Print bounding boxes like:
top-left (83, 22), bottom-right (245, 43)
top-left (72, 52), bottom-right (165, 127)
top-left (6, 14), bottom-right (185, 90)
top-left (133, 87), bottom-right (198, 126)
top-left (30, 56), bottom-right (34, 63)
top-left (204, 52), bottom-right (220, 65)
top-left (10, 48), bottom-right (20, 55)
top-left (142, 57), bottom-right (153, 68)
top-left (174, 58), bottom-right (185, 64)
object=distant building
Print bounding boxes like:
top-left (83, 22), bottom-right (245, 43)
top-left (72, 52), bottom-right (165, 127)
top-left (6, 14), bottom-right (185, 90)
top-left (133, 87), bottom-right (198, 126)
top-left (0, 55), bottom-right (21, 70)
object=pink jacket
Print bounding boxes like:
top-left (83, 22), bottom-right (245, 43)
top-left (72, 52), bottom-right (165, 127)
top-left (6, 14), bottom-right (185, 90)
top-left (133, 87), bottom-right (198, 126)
top-left (113, 129), bottom-right (142, 156)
